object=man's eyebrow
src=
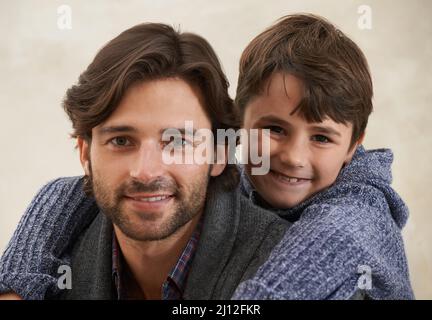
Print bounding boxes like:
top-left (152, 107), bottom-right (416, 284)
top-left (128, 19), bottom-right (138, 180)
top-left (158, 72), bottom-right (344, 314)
top-left (160, 128), bottom-right (198, 135)
top-left (309, 125), bottom-right (342, 137)
top-left (98, 125), bottom-right (138, 135)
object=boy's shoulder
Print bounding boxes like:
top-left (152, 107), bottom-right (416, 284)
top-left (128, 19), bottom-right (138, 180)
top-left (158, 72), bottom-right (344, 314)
top-left (338, 145), bottom-right (394, 185)
top-left (329, 145), bottom-right (408, 228)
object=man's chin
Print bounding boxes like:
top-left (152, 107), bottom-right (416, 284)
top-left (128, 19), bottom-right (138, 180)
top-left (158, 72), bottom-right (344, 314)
top-left (114, 219), bottom-right (181, 242)
top-left (111, 206), bottom-right (180, 242)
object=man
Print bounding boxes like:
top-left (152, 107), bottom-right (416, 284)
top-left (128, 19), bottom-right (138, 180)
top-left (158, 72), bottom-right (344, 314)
top-left (0, 23), bottom-right (289, 299)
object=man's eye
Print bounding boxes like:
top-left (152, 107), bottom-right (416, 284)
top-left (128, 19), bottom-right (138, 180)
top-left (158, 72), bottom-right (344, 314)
top-left (110, 137), bottom-right (132, 147)
top-left (172, 138), bottom-right (192, 148)
top-left (311, 135), bottom-right (331, 143)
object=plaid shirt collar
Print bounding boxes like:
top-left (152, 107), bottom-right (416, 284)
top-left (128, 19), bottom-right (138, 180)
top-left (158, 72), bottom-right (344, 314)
top-left (112, 217), bottom-right (203, 300)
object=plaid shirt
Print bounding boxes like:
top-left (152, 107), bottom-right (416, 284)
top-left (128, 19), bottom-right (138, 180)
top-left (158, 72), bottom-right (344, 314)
top-left (112, 218), bottom-right (203, 300)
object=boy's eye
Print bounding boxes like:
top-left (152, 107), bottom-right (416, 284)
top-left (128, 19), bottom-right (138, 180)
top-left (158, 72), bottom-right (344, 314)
top-left (109, 137), bottom-right (133, 147)
top-left (311, 135), bottom-right (331, 143)
top-left (264, 126), bottom-right (285, 135)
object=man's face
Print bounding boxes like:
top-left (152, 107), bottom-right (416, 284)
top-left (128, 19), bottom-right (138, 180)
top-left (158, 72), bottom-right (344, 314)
top-left (243, 72), bottom-right (360, 209)
top-left (79, 78), bottom-right (225, 241)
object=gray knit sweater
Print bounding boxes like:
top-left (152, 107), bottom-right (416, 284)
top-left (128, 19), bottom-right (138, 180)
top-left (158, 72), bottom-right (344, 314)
top-left (233, 146), bottom-right (414, 299)
top-left (0, 146), bottom-right (413, 299)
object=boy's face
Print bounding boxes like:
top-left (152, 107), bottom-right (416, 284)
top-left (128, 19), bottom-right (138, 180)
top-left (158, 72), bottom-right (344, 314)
top-left (243, 72), bottom-right (361, 208)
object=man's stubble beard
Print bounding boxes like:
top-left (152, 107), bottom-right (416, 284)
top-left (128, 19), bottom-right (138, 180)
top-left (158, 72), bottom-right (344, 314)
top-left (87, 161), bottom-right (211, 242)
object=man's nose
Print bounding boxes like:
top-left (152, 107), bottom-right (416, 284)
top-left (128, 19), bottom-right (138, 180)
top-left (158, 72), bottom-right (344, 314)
top-left (277, 137), bottom-right (308, 168)
top-left (129, 141), bottom-right (166, 181)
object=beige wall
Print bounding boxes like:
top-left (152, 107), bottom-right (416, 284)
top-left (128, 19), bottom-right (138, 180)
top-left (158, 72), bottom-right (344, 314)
top-left (0, 0), bottom-right (431, 299)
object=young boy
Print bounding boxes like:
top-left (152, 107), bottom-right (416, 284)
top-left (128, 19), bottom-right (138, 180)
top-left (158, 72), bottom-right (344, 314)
top-left (233, 14), bottom-right (413, 299)
top-left (0, 14), bottom-right (413, 299)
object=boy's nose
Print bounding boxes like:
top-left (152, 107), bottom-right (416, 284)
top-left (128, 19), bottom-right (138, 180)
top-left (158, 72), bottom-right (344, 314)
top-left (277, 139), bottom-right (307, 168)
top-left (129, 142), bottom-right (166, 182)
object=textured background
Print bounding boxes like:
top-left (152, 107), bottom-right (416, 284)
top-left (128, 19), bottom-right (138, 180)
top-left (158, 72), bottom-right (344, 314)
top-left (0, 0), bottom-right (430, 299)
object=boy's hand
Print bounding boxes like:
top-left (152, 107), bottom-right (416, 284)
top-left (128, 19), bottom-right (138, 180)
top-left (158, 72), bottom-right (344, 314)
top-left (0, 293), bottom-right (23, 300)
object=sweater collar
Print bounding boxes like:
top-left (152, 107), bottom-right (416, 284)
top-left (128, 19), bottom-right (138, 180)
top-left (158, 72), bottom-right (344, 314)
top-left (183, 177), bottom-right (240, 299)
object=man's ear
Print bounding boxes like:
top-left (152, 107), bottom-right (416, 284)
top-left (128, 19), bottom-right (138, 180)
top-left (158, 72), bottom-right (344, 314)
top-left (210, 144), bottom-right (227, 177)
top-left (77, 137), bottom-right (91, 176)
top-left (344, 132), bottom-right (365, 165)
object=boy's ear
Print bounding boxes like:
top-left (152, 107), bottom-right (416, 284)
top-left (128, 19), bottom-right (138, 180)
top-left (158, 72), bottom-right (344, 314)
top-left (77, 137), bottom-right (91, 176)
top-left (344, 132), bottom-right (366, 165)
top-left (357, 132), bottom-right (365, 146)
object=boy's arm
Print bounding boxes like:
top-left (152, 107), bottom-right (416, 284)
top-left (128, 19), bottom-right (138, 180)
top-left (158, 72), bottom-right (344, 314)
top-left (0, 177), bottom-right (98, 300)
top-left (232, 203), bottom-right (413, 300)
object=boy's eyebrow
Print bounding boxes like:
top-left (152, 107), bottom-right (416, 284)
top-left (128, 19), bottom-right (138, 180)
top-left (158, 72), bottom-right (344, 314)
top-left (255, 115), bottom-right (291, 127)
top-left (98, 125), bottom-right (138, 135)
top-left (309, 125), bottom-right (342, 137)
top-left (256, 116), bottom-right (342, 137)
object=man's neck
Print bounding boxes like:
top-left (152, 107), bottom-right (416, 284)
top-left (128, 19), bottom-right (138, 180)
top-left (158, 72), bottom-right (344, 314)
top-left (113, 213), bottom-right (202, 299)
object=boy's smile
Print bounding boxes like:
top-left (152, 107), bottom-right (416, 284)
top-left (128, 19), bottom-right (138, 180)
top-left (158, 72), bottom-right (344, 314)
top-left (243, 72), bottom-right (362, 208)
top-left (268, 169), bottom-right (312, 187)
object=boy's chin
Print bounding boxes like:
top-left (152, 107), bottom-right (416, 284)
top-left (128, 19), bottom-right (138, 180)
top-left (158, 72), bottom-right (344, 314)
top-left (260, 191), bottom-right (306, 209)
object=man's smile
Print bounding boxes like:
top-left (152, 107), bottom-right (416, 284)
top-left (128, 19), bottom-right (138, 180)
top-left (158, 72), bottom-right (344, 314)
top-left (124, 194), bottom-right (174, 211)
top-left (125, 193), bottom-right (174, 202)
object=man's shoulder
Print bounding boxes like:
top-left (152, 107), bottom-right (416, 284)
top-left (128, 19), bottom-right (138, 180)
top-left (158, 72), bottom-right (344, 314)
top-left (184, 183), bottom-right (291, 299)
top-left (32, 175), bottom-right (93, 209)
top-left (57, 212), bottom-right (114, 300)
top-left (39, 176), bottom-right (85, 193)
top-left (233, 193), bottom-right (291, 269)
top-left (31, 176), bottom-right (85, 204)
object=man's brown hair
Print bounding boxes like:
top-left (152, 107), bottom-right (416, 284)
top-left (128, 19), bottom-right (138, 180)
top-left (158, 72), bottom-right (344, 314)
top-left (236, 14), bottom-right (373, 148)
top-left (63, 23), bottom-right (240, 190)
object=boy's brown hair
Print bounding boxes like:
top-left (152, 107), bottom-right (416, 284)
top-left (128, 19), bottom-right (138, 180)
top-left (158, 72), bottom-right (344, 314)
top-left (236, 14), bottom-right (373, 148)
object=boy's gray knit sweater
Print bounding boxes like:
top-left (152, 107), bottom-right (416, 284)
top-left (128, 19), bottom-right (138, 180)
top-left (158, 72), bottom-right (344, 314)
top-left (233, 146), bottom-right (413, 299)
top-left (0, 146), bottom-right (413, 299)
